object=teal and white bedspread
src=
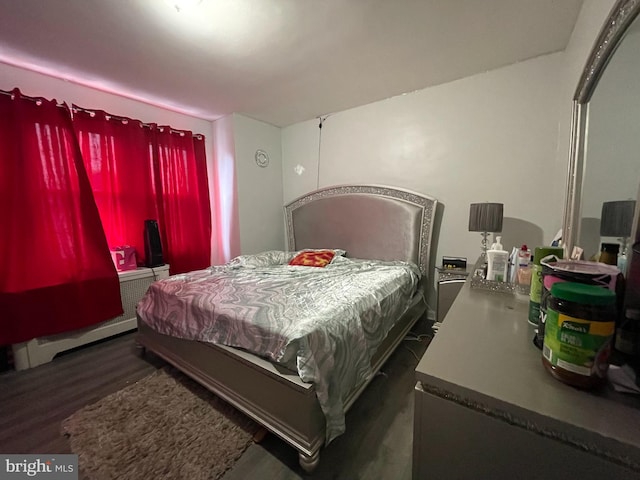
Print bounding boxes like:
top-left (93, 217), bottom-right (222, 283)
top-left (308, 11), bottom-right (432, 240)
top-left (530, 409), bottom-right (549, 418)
top-left (137, 251), bottom-right (421, 443)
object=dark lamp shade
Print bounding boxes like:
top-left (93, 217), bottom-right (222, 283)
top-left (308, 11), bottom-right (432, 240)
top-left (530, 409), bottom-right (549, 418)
top-left (600, 200), bottom-right (636, 237)
top-left (468, 203), bottom-right (503, 232)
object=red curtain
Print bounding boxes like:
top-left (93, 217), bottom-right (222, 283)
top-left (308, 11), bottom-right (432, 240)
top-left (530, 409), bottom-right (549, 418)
top-left (74, 108), bottom-right (212, 275)
top-left (73, 109), bottom-right (158, 265)
top-left (152, 128), bottom-right (212, 274)
top-left (0, 89), bottom-right (122, 345)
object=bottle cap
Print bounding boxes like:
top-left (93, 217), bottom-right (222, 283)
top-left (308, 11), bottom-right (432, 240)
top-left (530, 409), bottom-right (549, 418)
top-left (550, 282), bottom-right (615, 306)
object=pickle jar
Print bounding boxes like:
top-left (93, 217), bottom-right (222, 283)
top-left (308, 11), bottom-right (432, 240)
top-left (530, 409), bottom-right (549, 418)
top-left (542, 282), bottom-right (616, 389)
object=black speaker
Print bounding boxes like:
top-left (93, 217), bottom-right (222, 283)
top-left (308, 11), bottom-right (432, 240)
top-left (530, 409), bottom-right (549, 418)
top-left (144, 219), bottom-right (164, 267)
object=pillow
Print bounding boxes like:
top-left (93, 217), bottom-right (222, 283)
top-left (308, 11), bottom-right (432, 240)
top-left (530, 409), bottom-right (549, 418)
top-left (286, 248), bottom-right (346, 261)
top-left (288, 249), bottom-right (336, 268)
top-left (228, 251), bottom-right (291, 268)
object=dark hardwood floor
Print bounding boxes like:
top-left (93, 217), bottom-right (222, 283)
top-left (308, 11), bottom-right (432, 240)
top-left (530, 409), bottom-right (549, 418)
top-left (0, 319), bottom-right (434, 479)
top-left (0, 333), bottom-right (165, 455)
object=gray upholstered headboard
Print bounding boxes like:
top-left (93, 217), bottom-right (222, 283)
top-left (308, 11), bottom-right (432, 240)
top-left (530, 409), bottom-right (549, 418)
top-left (284, 185), bottom-right (437, 276)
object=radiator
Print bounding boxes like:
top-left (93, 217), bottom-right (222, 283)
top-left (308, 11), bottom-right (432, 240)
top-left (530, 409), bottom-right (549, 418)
top-left (11, 265), bottom-right (170, 371)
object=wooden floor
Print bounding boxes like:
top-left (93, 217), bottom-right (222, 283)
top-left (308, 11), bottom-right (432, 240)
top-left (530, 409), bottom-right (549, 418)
top-left (0, 333), bottom-right (165, 455)
top-left (0, 320), bottom-right (434, 479)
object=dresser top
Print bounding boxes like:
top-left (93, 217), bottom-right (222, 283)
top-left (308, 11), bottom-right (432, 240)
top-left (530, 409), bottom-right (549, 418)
top-left (417, 282), bottom-right (640, 468)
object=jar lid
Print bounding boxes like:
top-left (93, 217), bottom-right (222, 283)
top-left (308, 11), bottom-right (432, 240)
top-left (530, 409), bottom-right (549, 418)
top-left (540, 259), bottom-right (619, 279)
top-left (533, 247), bottom-right (564, 266)
top-left (551, 282), bottom-right (615, 305)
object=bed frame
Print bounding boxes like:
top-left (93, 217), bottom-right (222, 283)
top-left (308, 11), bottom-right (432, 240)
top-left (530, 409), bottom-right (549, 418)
top-left (136, 184), bottom-right (437, 471)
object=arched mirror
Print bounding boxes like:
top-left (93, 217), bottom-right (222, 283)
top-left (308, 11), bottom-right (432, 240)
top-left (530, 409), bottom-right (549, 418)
top-left (563, 0), bottom-right (640, 306)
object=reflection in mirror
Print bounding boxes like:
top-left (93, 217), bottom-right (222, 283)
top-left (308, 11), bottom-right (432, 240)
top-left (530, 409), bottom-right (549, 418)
top-left (563, 0), bottom-right (640, 312)
top-left (579, 16), bottom-right (640, 269)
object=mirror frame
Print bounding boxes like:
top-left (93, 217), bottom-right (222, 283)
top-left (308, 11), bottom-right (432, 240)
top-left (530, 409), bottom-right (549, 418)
top-left (562, 0), bottom-right (640, 255)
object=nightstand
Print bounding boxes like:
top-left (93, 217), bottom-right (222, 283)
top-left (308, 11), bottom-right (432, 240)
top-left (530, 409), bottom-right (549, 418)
top-left (436, 267), bottom-right (470, 323)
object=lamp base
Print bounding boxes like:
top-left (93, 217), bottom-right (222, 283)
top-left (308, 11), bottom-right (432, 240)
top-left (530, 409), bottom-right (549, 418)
top-left (480, 231), bottom-right (491, 259)
top-left (476, 240), bottom-right (489, 279)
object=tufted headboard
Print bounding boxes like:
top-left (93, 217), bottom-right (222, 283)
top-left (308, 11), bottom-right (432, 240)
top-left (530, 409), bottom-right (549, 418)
top-left (284, 185), bottom-right (437, 277)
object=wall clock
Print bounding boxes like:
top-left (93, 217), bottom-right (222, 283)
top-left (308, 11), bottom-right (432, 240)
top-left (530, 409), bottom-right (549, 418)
top-left (255, 149), bottom-right (269, 168)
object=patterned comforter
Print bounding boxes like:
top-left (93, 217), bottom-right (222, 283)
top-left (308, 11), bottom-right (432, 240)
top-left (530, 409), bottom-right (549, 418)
top-left (137, 251), bottom-right (421, 442)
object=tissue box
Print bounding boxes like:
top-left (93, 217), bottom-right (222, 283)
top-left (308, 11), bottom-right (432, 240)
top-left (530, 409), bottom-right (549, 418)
top-left (110, 246), bottom-right (137, 272)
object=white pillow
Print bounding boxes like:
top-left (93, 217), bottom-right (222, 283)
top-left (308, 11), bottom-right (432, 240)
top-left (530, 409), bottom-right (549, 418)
top-left (228, 250), bottom-right (291, 268)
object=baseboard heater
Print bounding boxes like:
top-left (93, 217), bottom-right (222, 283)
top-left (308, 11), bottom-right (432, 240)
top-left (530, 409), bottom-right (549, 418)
top-left (11, 265), bottom-right (170, 371)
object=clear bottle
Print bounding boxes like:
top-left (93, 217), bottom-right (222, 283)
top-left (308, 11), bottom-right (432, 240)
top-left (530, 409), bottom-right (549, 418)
top-left (516, 245), bottom-right (532, 296)
top-left (486, 236), bottom-right (508, 282)
top-left (618, 251), bottom-right (628, 276)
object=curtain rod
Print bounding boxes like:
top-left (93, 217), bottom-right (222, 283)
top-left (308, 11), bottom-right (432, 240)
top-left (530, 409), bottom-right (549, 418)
top-left (71, 105), bottom-right (204, 140)
top-left (0, 90), bottom-right (204, 140)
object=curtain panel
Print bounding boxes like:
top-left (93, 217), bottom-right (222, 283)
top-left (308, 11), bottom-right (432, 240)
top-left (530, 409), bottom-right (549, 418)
top-left (74, 107), bottom-right (212, 275)
top-left (0, 89), bottom-right (122, 345)
top-left (151, 128), bottom-right (212, 275)
top-left (73, 109), bottom-right (159, 266)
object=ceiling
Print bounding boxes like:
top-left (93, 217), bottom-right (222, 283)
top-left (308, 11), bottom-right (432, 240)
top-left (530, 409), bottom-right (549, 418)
top-left (0, 0), bottom-right (583, 127)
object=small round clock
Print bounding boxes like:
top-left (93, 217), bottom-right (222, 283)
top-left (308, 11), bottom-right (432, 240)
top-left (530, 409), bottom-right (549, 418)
top-left (255, 149), bottom-right (269, 168)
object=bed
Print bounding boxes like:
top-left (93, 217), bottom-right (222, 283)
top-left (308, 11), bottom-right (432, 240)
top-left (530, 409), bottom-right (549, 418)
top-left (136, 184), bottom-right (437, 471)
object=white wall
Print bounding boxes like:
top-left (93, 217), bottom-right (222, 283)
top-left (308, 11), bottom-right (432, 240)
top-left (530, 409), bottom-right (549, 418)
top-left (232, 113), bottom-right (284, 255)
top-left (211, 115), bottom-right (241, 264)
top-left (283, 54), bottom-right (564, 280)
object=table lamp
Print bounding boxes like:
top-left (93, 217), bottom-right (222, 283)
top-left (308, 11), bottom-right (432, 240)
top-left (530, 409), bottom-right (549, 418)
top-left (469, 202), bottom-right (504, 261)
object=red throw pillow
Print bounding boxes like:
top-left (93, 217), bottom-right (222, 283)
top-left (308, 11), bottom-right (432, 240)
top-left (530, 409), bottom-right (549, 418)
top-left (288, 250), bottom-right (336, 268)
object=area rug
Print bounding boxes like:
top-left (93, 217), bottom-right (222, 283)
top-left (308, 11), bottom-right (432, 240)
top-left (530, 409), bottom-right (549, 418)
top-left (61, 367), bottom-right (260, 480)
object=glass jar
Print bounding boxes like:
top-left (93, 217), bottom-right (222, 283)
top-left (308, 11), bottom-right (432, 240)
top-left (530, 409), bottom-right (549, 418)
top-left (599, 243), bottom-right (619, 266)
top-left (542, 282), bottom-right (616, 389)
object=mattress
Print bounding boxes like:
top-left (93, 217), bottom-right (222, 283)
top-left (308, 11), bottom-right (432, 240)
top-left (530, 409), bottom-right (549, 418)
top-left (137, 251), bottom-right (421, 442)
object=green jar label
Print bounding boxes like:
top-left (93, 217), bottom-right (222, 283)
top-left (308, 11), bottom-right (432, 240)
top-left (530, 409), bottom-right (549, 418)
top-left (529, 264), bottom-right (543, 303)
top-left (543, 309), bottom-right (614, 376)
top-left (528, 301), bottom-right (540, 325)
top-left (528, 264), bottom-right (544, 324)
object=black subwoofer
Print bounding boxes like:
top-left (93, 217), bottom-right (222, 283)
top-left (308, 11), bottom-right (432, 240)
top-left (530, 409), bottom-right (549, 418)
top-left (144, 219), bottom-right (164, 267)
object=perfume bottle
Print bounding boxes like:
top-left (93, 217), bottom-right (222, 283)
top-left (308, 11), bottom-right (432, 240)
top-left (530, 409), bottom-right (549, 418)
top-left (516, 245), bottom-right (532, 296)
